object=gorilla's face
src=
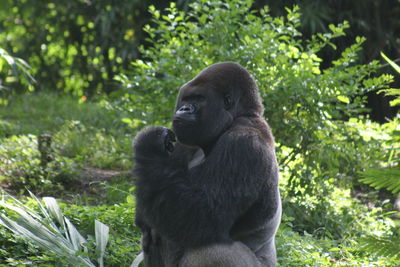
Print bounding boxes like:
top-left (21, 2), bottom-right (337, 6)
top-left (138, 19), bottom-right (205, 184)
top-left (172, 62), bottom-right (264, 152)
top-left (172, 78), bottom-right (233, 151)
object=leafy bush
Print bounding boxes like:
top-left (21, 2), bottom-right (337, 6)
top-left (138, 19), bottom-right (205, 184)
top-left (2, 189), bottom-right (397, 266)
top-left (0, 125), bottom-right (131, 194)
top-left (356, 53), bottom-right (400, 261)
top-left (0, 193), bottom-right (110, 266)
top-left (0, 192), bottom-right (141, 266)
top-left (0, 135), bottom-right (77, 194)
top-left (53, 121), bottom-right (132, 170)
top-left (0, 119), bottom-right (17, 137)
top-left (0, 93), bottom-right (133, 173)
top-left (279, 187), bottom-right (400, 265)
top-left (117, 0), bottom-right (393, 198)
top-left (0, 224), bottom-right (56, 266)
top-left (380, 52), bottom-right (400, 107)
top-left (360, 168), bottom-right (400, 193)
top-left (0, 47), bottom-right (35, 91)
top-left (0, 0), bottom-right (157, 95)
top-left (60, 201), bottom-right (140, 266)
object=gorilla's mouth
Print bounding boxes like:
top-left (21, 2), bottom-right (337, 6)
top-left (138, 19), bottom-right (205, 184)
top-left (172, 116), bottom-right (197, 125)
top-left (173, 120), bottom-right (195, 133)
top-left (172, 119), bottom-right (197, 133)
top-left (172, 120), bottom-right (200, 145)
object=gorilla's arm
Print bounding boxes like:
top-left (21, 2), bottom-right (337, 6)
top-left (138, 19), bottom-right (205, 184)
top-left (133, 126), bottom-right (276, 247)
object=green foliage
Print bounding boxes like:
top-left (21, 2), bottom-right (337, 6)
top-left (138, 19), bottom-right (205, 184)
top-left (0, 195), bottom-right (139, 265)
top-left (0, 223), bottom-right (56, 266)
top-left (277, 226), bottom-right (333, 266)
top-left (2, 188), bottom-right (398, 266)
top-left (0, 192), bottom-right (109, 266)
top-left (99, 178), bottom-right (136, 204)
top-left (0, 119), bottom-right (17, 137)
top-left (259, 0), bottom-right (400, 69)
top-left (0, 93), bottom-right (136, 194)
top-left (381, 52), bottom-right (400, 74)
top-left (0, 93), bottom-right (133, 173)
top-left (279, 188), bottom-right (400, 266)
top-left (380, 52), bottom-right (400, 107)
top-left (53, 121), bottom-right (131, 170)
top-left (360, 168), bottom-right (400, 194)
top-left (118, 0), bottom-right (393, 198)
top-left (0, 0), bottom-right (157, 95)
top-left (0, 134), bottom-right (77, 194)
top-left (361, 234), bottom-right (400, 262)
top-left (0, 47), bottom-right (35, 91)
top-left (59, 202), bottom-right (140, 266)
top-left (281, 117), bottom-right (399, 238)
top-left (356, 54), bottom-right (400, 260)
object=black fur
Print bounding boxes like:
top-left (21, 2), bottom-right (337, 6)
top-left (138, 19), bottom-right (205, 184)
top-left (133, 62), bottom-right (281, 266)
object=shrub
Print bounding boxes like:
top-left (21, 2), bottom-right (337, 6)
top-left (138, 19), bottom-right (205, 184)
top-left (117, 0), bottom-right (393, 198)
top-left (0, 93), bottom-right (133, 173)
top-left (0, 193), bottom-right (110, 266)
top-left (0, 47), bottom-right (35, 91)
top-left (0, 135), bottom-right (77, 194)
top-left (53, 120), bottom-right (132, 170)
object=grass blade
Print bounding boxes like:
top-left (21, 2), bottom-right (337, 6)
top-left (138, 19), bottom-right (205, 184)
top-left (95, 219), bottom-right (109, 267)
top-left (130, 251), bottom-right (144, 267)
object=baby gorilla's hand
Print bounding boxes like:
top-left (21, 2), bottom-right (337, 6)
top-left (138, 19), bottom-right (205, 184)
top-left (133, 126), bottom-right (176, 158)
top-left (162, 127), bottom-right (176, 154)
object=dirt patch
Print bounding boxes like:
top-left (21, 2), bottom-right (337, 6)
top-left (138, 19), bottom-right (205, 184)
top-left (80, 167), bottom-right (130, 185)
top-left (70, 167), bottom-right (131, 197)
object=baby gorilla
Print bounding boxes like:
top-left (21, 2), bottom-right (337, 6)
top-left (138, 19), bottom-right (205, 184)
top-left (133, 62), bottom-right (281, 266)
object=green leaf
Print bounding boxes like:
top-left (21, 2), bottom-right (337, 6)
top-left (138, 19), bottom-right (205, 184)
top-left (337, 95), bottom-right (350, 104)
top-left (390, 98), bottom-right (400, 107)
top-left (361, 235), bottom-right (400, 260)
top-left (381, 52), bottom-right (400, 74)
top-left (0, 192), bottom-right (95, 266)
top-left (43, 197), bottom-right (64, 227)
top-left (95, 219), bottom-right (109, 267)
top-left (130, 252), bottom-right (144, 267)
top-left (359, 168), bottom-right (400, 194)
top-left (65, 217), bottom-right (87, 252)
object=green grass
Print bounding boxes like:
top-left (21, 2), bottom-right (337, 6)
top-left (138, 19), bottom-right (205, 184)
top-left (0, 92), bottom-right (134, 171)
top-left (0, 92), bottom-right (130, 137)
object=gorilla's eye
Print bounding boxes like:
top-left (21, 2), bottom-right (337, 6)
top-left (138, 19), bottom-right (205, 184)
top-left (223, 94), bottom-right (232, 109)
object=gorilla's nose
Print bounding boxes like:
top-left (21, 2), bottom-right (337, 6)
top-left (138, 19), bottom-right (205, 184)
top-left (176, 104), bottom-right (196, 114)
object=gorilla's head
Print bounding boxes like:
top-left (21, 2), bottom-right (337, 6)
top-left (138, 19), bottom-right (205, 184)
top-left (172, 62), bottom-right (263, 151)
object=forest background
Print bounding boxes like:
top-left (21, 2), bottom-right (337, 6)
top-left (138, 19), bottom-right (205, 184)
top-left (0, 0), bottom-right (399, 266)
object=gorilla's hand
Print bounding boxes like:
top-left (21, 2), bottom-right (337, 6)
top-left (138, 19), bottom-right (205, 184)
top-left (162, 127), bottom-right (176, 154)
top-left (134, 126), bottom-right (176, 158)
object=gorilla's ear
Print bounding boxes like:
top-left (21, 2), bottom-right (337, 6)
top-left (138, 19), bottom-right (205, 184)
top-left (223, 93), bottom-right (233, 110)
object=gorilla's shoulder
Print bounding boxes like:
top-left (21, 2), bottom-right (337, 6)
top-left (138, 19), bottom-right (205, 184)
top-left (226, 120), bottom-right (274, 145)
top-left (219, 127), bottom-right (270, 151)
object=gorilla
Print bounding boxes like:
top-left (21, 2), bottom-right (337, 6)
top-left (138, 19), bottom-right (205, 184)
top-left (133, 62), bottom-right (281, 267)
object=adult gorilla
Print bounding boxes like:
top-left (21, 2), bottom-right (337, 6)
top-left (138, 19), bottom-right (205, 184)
top-left (133, 62), bottom-right (281, 267)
